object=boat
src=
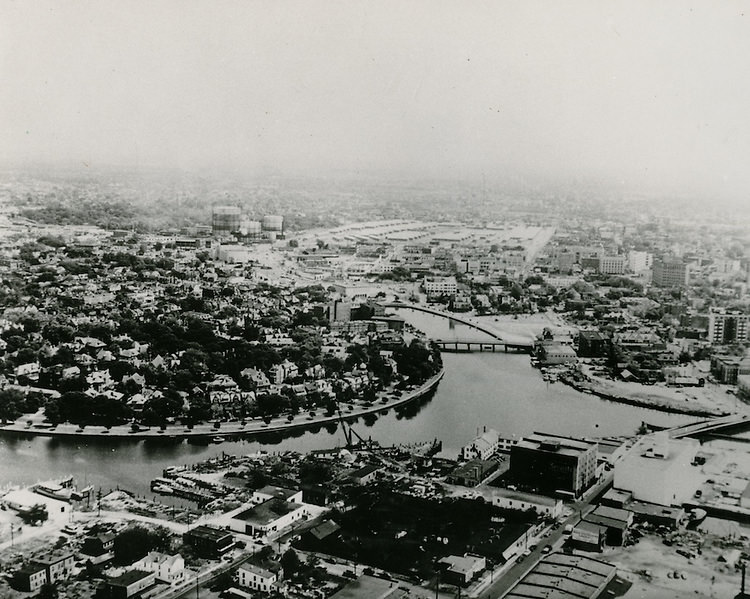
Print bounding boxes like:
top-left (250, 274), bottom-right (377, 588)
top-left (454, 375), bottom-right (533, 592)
top-left (152, 484), bottom-right (174, 495)
top-left (211, 436), bottom-right (225, 444)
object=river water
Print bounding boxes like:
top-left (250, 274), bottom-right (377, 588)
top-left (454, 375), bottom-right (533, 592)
top-left (0, 309), bottom-right (694, 499)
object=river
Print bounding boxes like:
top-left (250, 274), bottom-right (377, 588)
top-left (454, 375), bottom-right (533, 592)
top-left (0, 308), bottom-right (694, 499)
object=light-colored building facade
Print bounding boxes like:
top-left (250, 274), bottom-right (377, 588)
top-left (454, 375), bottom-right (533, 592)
top-left (460, 429), bottom-right (502, 461)
top-left (423, 276), bottom-right (457, 296)
top-left (598, 255), bottom-right (626, 275)
top-left (652, 257), bottom-right (690, 287)
top-left (707, 310), bottom-right (750, 345)
top-left (237, 564), bottom-right (278, 593)
top-left (132, 552), bottom-right (185, 584)
top-left (490, 489), bottom-right (563, 518)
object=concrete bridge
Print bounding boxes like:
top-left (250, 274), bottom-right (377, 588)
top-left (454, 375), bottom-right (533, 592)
top-left (433, 339), bottom-right (532, 354)
top-left (385, 302), bottom-right (534, 348)
top-left (667, 413), bottom-right (750, 439)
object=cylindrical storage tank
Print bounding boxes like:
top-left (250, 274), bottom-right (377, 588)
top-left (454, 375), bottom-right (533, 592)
top-left (262, 215), bottom-right (284, 231)
top-left (212, 206), bottom-right (242, 236)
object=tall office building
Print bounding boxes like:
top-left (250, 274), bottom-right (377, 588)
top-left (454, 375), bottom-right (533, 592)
top-left (598, 255), bottom-right (626, 275)
top-left (212, 206), bottom-right (242, 237)
top-left (509, 433), bottom-right (598, 496)
top-left (628, 250), bottom-right (652, 273)
top-left (651, 257), bottom-right (690, 287)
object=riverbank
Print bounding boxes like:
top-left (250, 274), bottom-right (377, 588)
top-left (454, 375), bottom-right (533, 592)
top-left (559, 374), bottom-right (730, 418)
top-left (0, 369), bottom-right (445, 441)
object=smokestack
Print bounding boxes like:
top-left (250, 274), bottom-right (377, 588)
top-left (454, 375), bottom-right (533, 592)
top-left (742, 562), bottom-right (746, 595)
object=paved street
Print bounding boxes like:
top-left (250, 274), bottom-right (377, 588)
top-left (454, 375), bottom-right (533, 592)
top-left (477, 472), bottom-right (614, 598)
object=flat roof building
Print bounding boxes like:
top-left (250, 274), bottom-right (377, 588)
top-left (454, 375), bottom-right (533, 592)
top-left (182, 525), bottom-right (234, 559)
top-left (505, 553), bottom-right (617, 599)
top-left (510, 433), bottom-right (598, 497)
top-left (613, 434), bottom-right (699, 507)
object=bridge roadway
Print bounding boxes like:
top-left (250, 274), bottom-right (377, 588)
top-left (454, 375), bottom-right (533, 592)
top-left (384, 302), bottom-right (534, 348)
top-left (667, 412), bottom-right (750, 439)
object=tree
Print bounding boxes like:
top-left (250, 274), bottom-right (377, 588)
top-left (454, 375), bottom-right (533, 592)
top-left (20, 503), bottom-right (48, 526)
top-left (113, 525), bottom-right (170, 565)
top-left (0, 388), bottom-right (24, 423)
top-left (281, 548), bottom-right (301, 577)
top-left (37, 583), bottom-right (59, 599)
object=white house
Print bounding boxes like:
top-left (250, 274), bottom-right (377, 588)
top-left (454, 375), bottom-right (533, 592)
top-left (460, 429), bottom-right (501, 461)
top-left (132, 552), bottom-right (185, 584)
top-left (236, 564), bottom-right (277, 593)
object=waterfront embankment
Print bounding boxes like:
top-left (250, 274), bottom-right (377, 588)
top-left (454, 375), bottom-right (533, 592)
top-left (0, 369), bottom-right (445, 441)
top-left (559, 374), bottom-right (730, 418)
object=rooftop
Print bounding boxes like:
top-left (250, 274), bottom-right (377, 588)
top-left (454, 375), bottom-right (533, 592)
top-left (255, 485), bottom-right (299, 501)
top-left (516, 433), bottom-right (597, 457)
top-left (185, 525), bottom-right (233, 542)
top-left (505, 553), bottom-right (617, 599)
top-left (108, 569), bottom-right (155, 587)
top-left (232, 498), bottom-right (299, 525)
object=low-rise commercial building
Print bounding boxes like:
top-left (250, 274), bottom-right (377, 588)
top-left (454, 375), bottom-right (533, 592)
top-left (228, 498), bottom-right (308, 538)
top-left (583, 506), bottom-right (633, 546)
top-left (103, 569), bottom-right (157, 599)
top-left (438, 554), bottom-right (486, 587)
top-left (448, 459), bottom-right (498, 487)
top-left (572, 521), bottom-right (606, 552)
top-left (182, 525), bottom-right (234, 559)
top-left (490, 489), bottom-right (563, 518)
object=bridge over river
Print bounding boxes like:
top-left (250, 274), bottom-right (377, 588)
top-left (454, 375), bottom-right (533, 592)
top-left (667, 413), bottom-right (750, 439)
top-left (384, 302), bottom-right (535, 350)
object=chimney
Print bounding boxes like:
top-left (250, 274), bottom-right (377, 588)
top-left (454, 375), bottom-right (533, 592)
top-left (742, 562), bottom-right (746, 596)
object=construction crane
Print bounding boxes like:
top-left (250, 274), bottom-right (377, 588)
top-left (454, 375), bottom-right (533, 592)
top-left (334, 400), bottom-right (368, 451)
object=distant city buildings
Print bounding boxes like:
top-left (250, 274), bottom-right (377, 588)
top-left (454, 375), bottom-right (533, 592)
top-left (598, 255), bottom-right (626, 275)
top-left (423, 276), bottom-right (457, 296)
top-left (652, 256), bottom-right (690, 287)
top-left (627, 250), bottom-right (653, 273)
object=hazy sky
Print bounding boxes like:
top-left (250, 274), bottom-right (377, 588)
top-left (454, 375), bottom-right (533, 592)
top-left (3, 1), bottom-right (750, 197)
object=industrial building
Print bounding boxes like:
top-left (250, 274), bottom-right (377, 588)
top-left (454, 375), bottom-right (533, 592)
top-left (613, 433), bottom-right (699, 506)
top-left (505, 553), bottom-right (617, 599)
